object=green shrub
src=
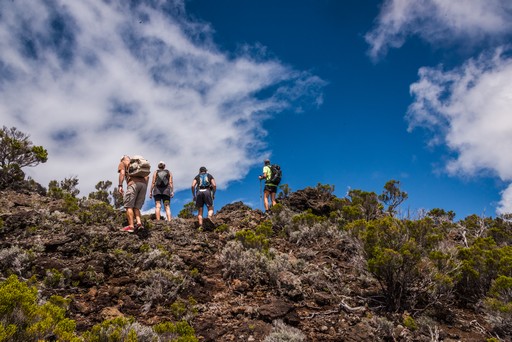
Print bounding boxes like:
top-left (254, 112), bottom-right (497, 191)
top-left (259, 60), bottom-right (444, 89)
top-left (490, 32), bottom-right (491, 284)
top-left (360, 217), bottom-right (455, 311)
top-left (0, 275), bottom-right (79, 341)
top-left (63, 193), bottom-right (79, 213)
top-left (456, 237), bottom-right (512, 301)
top-left (170, 297), bottom-right (198, 320)
top-left (235, 229), bottom-right (269, 251)
top-left (270, 203), bottom-right (284, 214)
top-left (152, 320), bottom-right (198, 341)
top-left (291, 209), bottom-right (326, 226)
top-left (79, 201), bottom-right (116, 224)
top-left (214, 223), bottom-right (229, 232)
top-left (82, 316), bottom-right (136, 341)
top-left (486, 275), bottom-right (512, 312)
top-left (255, 220), bottom-right (274, 237)
top-left (402, 314), bottom-right (417, 331)
top-left (484, 276), bottom-right (512, 336)
top-left (44, 268), bottom-right (65, 288)
top-left (82, 317), bottom-right (194, 341)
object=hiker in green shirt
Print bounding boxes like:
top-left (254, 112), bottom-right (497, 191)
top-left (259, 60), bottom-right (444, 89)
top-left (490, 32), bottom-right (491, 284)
top-left (259, 159), bottom-right (277, 212)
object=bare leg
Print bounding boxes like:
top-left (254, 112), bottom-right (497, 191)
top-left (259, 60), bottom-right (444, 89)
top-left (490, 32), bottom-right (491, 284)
top-left (164, 201), bottom-right (171, 221)
top-left (197, 207), bottom-right (204, 226)
top-left (271, 191), bottom-right (277, 207)
top-left (155, 200), bottom-right (162, 220)
top-left (263, 190), bottom-right (270, 211)
top-left (207, 206), bottom-right (214, 219)
top-left (134, 208), bottom-right (142, 225)
top-left (126, 208), bottom-right (135, 227)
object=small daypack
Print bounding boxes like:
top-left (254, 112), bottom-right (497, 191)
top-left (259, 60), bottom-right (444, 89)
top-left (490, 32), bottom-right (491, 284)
top-left (199, 173), bottom-right (211, 189)
top-left (128, 155), bottom-right (151, 177)
top-left (269, 164), bottom-right (282, 185)
top-left (155, 170), bottom-right (169, 187)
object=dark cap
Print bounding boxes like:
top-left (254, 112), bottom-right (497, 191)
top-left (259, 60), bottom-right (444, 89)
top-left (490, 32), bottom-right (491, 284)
top-left (199, 166), bottom-right (207, 172)
top-left (264, 159), bottom-right (270, 165)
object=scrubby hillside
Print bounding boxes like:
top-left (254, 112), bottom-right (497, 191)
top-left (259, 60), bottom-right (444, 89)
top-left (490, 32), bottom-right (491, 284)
top-left (0, 185), bottom-right (510, 341)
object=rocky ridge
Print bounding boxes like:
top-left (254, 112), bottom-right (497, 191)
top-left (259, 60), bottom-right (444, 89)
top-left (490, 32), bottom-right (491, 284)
top-left (0, 188), bottom-right (493, 341)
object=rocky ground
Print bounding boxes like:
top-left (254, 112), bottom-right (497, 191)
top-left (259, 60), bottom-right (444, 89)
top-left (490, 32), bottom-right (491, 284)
top-left (0, 188), bottom-right (496, 341)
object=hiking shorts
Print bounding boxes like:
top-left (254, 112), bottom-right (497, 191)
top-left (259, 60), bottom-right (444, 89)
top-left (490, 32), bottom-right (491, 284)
top-left (124, 182), bottom-right (147, 209)
top-left (195, 189), bottom-right (213, 208)
top-left (264, 184), bottom-right (277, 193)
top-left (154, 194), bottom-right (171, 205)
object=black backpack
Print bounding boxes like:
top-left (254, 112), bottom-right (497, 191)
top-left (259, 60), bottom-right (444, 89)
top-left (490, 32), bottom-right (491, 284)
top-left (155, 170), bottom-right (170, 187)
top-left (269, 164), bottom-right (282, 185)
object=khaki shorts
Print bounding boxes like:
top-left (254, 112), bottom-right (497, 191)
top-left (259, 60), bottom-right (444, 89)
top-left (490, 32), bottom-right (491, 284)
top-left (124, 182), bottom-right (147, 209)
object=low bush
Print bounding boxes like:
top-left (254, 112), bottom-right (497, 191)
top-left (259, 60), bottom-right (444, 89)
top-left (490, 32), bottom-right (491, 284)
top-left (0, 275), bottom-right (79, 341)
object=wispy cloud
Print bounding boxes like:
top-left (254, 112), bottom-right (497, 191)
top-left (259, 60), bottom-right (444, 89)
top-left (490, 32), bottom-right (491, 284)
top-left (0, 0), bottom-right (324, 196)
top-left (366, 0), bottom-right (512, 214)
top-left (407, 48), bottom-right (512, 213)
top-left (365, 0), bottom-right (512, 61)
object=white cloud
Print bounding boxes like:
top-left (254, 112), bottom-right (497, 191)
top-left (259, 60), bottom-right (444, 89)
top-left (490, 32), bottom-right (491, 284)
top-left (0, 0), bottom-right (324, 197)
top-left (365, 0), bottom-right (512, 60)
top-left (407, 48), bottom-right (512, 213)
top-left (497, 184), bottom-right (512, 215)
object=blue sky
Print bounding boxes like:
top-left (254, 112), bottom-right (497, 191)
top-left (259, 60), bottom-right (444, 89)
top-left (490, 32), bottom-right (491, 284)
top-left (1, 0), bottom-right (512, 219)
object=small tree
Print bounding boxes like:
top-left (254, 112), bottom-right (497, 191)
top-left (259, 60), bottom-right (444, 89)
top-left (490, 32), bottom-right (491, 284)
top-left (48, 176), bottom-right (80, 199)
top-left (178, 201), bottom-right (196, 219)
top-left (112, 187), bottom-right (124, 209)
top-left (88, 180), bottom-right (113, 204)
top-left (277, 183), bottom-right (291, 199)
top-left (344, 189), bottom-right (382, 221)
top-left (0, 126), bottom-right (48, 189)
top-left (378, 180), bottom-right (408, 216)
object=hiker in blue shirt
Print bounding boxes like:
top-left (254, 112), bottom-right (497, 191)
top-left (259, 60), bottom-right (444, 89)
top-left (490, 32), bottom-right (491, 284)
top-left (191, 166), bottom-right (216, 229)
top-left (149, 161), bottom-right (174, 222)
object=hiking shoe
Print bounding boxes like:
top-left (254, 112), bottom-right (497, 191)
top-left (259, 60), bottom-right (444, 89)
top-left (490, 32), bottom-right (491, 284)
top-left (121, 226), bottom-right (135, 233)
top-left (135, 224), bottom-right (145, 231)
top-left (203, 217), bottom-right (215, 231)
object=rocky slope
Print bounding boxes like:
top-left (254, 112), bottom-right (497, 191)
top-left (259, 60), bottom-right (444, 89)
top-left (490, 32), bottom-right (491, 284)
top-left (0, 188), bottom-right (495, 341)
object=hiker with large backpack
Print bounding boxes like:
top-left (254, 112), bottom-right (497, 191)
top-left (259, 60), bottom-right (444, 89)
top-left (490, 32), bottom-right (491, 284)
top-left (118, 155), bottom-right (150, 233)
top-left (258, 159), bottom-right (281, 212)
top-left (149, 161), bottom-right (174, 222)
top-left (191, 166), bottom-right (216, 229)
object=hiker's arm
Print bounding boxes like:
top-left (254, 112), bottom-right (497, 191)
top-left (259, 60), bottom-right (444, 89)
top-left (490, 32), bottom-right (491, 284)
top-left (211, 178), bottom-right (217, 198)
top-left (191, 179), bottom-right (197, 198)
top-left (169, 173), bottom-right (174, 197)
top-left (259, 167), bottom-right (268, 180)
top-left (149, 172), bottom-right (156, 198)
top-left (118, 169), bottom-right (126, 195)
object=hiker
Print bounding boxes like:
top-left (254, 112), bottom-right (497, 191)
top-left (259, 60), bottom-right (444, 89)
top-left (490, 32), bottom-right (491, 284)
top-left (118, 155), bottom-right (149, 233)
top-left (259, 159), bottom-right (277, 211)
top-left (149, 161), bottom-right (174, 221)
top-left (191, 166), bottom-right (216, 229)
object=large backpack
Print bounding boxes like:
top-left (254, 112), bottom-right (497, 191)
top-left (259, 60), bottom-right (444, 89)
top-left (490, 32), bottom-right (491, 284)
top-left (198, 173), bottom-right (211, 189)
top-left (128, 155), bottom-right (151, 177)
top-left (155, 170), bottom-right (170, 187)
top-left (269, 164), bottom-right (282, 185)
